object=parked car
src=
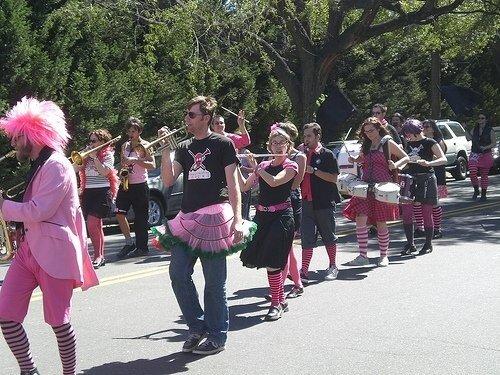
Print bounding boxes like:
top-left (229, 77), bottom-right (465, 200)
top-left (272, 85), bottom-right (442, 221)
top-left (329, 119), bottom-right (472, 181)
top-left (490, 126), bottom-right (500, 174)
top-left (436, 120), bottom-right (471, 180)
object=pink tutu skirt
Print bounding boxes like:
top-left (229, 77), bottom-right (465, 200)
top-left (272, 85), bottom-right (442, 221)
top-left (151, 203), bottom-right (256, 258)
top-left (438, 185), bottom-right (448, 199)
top-left (343, 196), bottom-right (399, 225)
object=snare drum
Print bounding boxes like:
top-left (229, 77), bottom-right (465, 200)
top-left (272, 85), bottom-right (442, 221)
top-left (374, 182), bottom-right (400, 204)
top-left (337, 173), bottom-right (360, 195)
top-left (347, 180), bottom-right (369, 198)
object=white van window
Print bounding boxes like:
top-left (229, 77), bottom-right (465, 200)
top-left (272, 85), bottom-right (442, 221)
top-left (438, 125), bottom-right (454, 140)
top-left (448, 122), bottom-right (467, 137)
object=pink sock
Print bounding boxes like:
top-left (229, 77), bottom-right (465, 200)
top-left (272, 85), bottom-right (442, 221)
top-left (326, 244), bottom-right (337, 267)
top-left (0, 321), bottom-right (36, 372)
top-left (377, 228), bottom-right (390, 257)
top-left (267, 270), bottom-right (283, 306)
top-left (301, 249), bottom-right (313, 274)
top-left (356, 226), bottom-right (368, 258)
top-left (283, 247), bottom-right (302, 288)
top-left (432, 206), bottom-right (443, 229)
top-left (413, 204), bottom-right (424, 230)
top-left (53, 323), bottom-right (76, 375)
top-left (87, 215), bottom-right (104, 260)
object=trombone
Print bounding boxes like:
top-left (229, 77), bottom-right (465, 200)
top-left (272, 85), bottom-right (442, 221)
top-left (70, 135), bottom-right (122, 166)
top-left (120, 127), bottom-right (187, 191)
top-left (133, 127), bottom-right (187, 155)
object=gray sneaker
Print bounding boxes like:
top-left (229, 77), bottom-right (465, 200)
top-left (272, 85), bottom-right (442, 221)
top-left (345, 255), bottom-right (369, 266)
top-left (182, 333), bottom-right (205, 353)
top-left (192, 339), bottom-right (225, 355)
top-left (324, 265), bottom-right (339, 280)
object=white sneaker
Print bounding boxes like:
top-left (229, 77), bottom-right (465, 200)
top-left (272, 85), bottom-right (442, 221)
top-left (345, 255), bottom-right (369, 266)
top-left (378, 256), bottom-right (389, 267)
top-left (324, 265), bottom-right (339, 280)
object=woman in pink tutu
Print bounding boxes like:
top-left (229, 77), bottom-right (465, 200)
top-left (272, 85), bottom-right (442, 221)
top-left (238, 127), bottom-right (298, 321)
top-left (343, 117), bottom-right (409, 267)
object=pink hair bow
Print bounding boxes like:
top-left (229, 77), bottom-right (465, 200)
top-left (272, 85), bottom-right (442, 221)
top-left (270, 123), bottom-right (281, 132)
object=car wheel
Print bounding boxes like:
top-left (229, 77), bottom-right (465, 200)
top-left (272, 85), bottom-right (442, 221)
top-left (148, 195), bottom-right (165, 227)
top-left (451, 155), bottom-right (467, 180)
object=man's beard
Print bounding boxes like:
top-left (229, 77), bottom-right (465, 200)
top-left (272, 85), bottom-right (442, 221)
top-left (16, 143), bottom-right (32, 162)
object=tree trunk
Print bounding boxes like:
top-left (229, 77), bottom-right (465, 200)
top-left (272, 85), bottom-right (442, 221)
top-left (430, 52), bottom-right (441, 119)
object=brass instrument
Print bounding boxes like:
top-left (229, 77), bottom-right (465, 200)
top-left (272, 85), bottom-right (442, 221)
top-left (0, 150), bottom-right (16, 162)
top-left (0, 151), bottom-right (20, 263)
top-left (70, 135), bottom-right (122, 166)
top-left (120, 127), bottom-right (186, 191)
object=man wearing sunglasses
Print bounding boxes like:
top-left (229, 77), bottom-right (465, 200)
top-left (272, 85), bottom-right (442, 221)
top-left (372, 103), bottom-right (402, 146)
top-left (155, 95), bottom-right (251, 355)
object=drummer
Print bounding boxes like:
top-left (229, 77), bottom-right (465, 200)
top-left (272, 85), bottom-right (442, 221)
top-left (343, 117), bottom-right (409, 267)
top-left (399, 119), bottom-right (447, 256)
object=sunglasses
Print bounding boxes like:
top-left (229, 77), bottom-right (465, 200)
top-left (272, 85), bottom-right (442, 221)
top-left (186, 111), bottom-right (204, 119)
top-left (89, 138), bottom-right (99, 143)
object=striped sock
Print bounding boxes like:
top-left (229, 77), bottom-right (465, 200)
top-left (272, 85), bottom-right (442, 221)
top-left (413, 204), bottom-right (424, 230)
top-left (326, 244), bottom-right (337, 268)
top-left (53, 323), bottom-right (76, 375)
top-left (432, 206), bottom-right (443, 230)
top-left (480, 168), bottom-right (489, 189)
top-left (267, 270), bottom-right (283, 306)
top-left (0, 321), bottom-right (36, 372)
top-left (301, 249), bottom-right (313, 274)
top-left (356, 226), bottom-right (368, 258)
top-left (377, 228), bottom-right (390, 257)
top-left (469, 165), bottom-right (478, 187)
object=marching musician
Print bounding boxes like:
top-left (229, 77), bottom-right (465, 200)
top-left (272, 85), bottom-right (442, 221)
top-left (115, 117), bottom-right (155, 259)
top-left (0, 97), bottom-right (99, 375)
top-left (154, 95), bottom-right (253, 355)
top-left (468, 112), bottom-right (496, 202)
top-left (211, 110), bottom-right (250, 151)
top-left (343, 117), bottom-right (409, 267)
top-left (400, 119), bottom-right (446, 256)
top-left (73, 129), bottom-right (119, 268)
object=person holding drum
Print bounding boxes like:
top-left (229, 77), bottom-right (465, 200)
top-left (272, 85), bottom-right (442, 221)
top-left (400, 119), bottom-right (447, 256)
top-left (422, 119), bottom-right (447, 239)
top-left (468, 112), bottom-right (496, 202)
top-left (343, 117), bottom-right (409, 267)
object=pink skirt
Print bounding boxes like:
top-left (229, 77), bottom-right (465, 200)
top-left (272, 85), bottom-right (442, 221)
top-left (343, 195), bottom-right (399, 225)
top-left (468, 152), bottom-right (494, 170)
top-left (438, 185), bottom-right (448, 199)
top-left (151, 203), bottom-right (256, 258)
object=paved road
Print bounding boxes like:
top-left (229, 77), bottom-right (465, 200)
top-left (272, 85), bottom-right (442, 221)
top-left (1, 175), bottom-right (499, 374)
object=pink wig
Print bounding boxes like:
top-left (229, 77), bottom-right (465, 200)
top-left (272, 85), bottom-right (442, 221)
top-left (0, 96), bottom-right (70, 152)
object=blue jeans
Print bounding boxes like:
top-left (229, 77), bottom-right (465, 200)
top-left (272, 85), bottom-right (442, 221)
top-left (169, 245), bottom-right (229, 345)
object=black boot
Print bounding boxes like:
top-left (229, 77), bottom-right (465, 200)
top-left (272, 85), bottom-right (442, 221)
top-left (419, 227), bottom-right (434, 255)
top-left (479, 188), bottom-right (487, 202)
top-left (401, 224), bottom-right (416, 256)
top-left (472, 186), bottom-right (480, 200)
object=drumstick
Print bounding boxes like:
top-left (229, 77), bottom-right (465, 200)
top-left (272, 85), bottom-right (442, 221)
top-left (342, 127), bottom-right (353, 158)
top-left (220, 106), bottom-right (250, 124)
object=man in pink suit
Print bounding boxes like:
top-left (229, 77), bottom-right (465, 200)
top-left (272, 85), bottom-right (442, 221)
top-left (0, 97), bottom-right (99, 375)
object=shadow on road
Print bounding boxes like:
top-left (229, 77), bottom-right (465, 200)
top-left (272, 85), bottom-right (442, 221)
top-left (81, 351), bottom-right (205, 375)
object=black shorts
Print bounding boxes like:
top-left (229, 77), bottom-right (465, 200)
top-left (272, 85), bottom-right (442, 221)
top-left (115, 182), bottom-right (149, 214)
top-left (82, 187), bottom-right (112, 219)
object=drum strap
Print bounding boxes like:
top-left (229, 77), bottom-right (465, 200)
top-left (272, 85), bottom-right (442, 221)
top-left (382, 140), bottom-right (398, 183)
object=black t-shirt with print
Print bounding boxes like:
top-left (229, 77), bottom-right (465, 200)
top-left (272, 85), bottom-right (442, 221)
top-left (405, 137), bottom-right (437, 174)
top-left (175, 133), bottom-right (238, 213)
